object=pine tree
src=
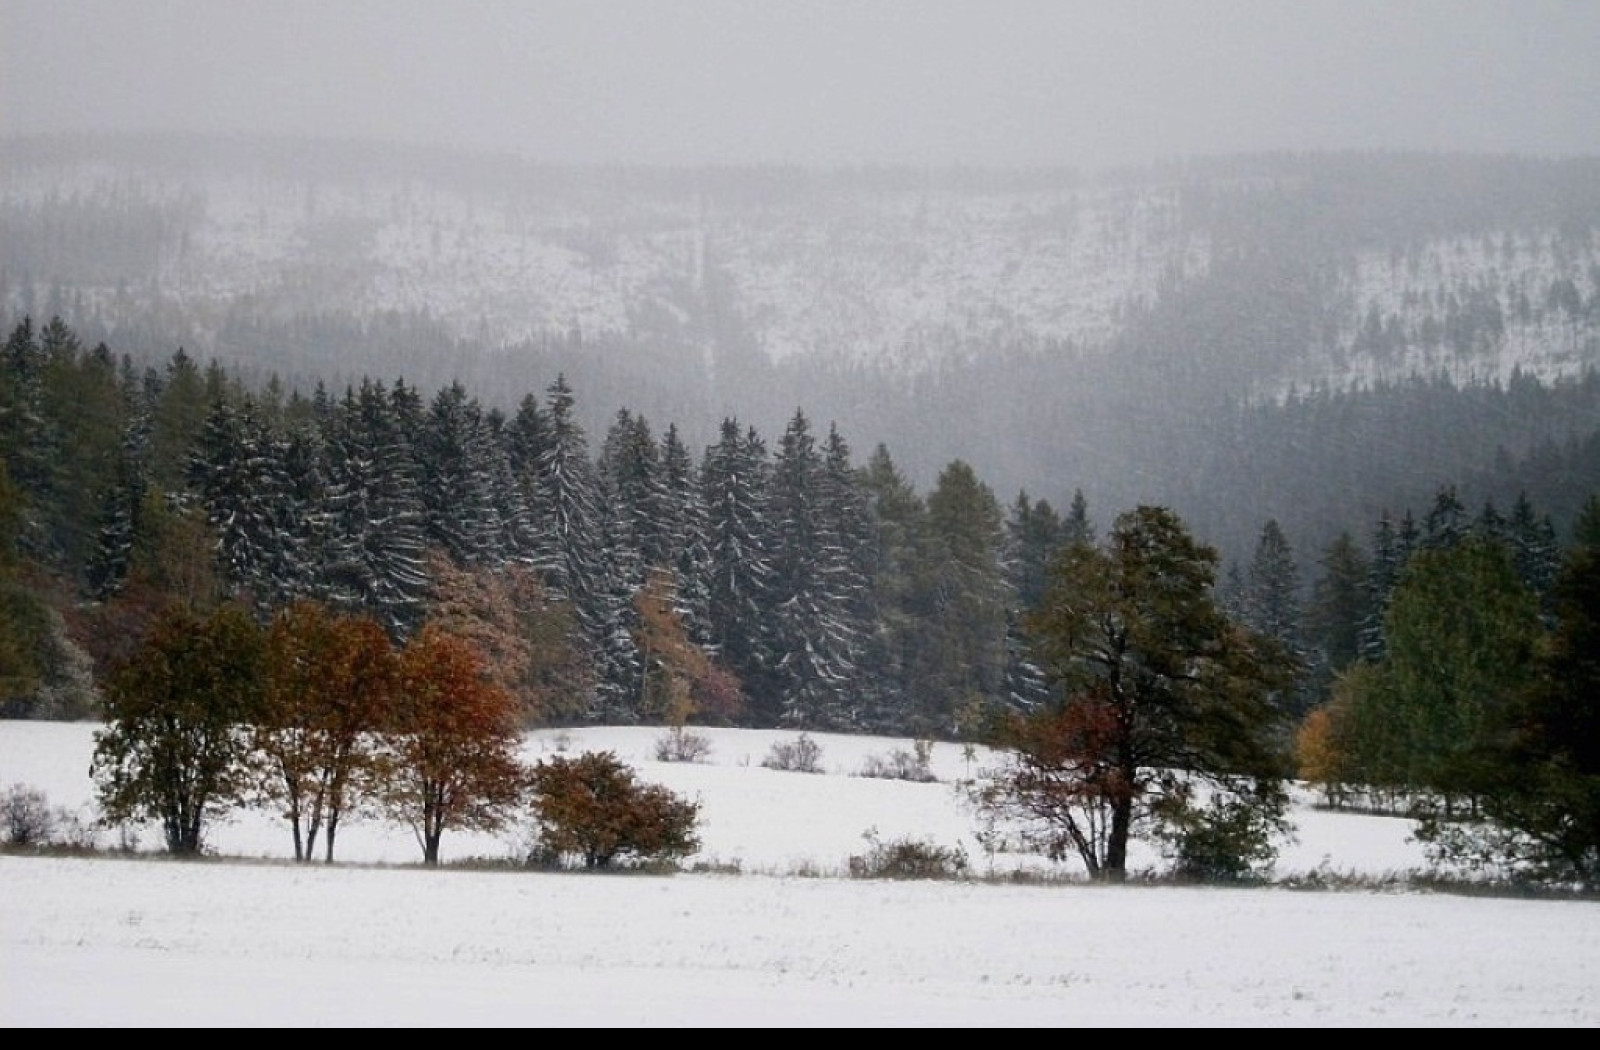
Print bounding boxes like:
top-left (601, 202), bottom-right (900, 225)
top-left (189, 396), bottom-right (303, 610)
top-left (659, 423), bottom-right (712, 644)
top-left (856, 444), bottom-right (925, 732)
top-left (417, 382), bottom-right (504, 568)
top-left (1003, 491), bottom-right (1064, 614)
top-left (1422, 485), bottom-right (1469, 550)
top-left (1306, 530), bottom-right (1370, 680)
top-left (810, 423), bottom-right (874, 726)
top-left (1063, 488), bottom-right (1095, 548)
top-left (146, 348), bottom-right (210, 496)
top-left (531, 375), bottom-right (605, 623)
top-left (700, 418), bottom-right (773, 715)
top-left (278, 421), bottom-right (333, 603)
top-left (320, 380), bottom-right (430, 638)
top-left (1361, 511), bottom-right (1414, 662)
top-left (86, 412), bottom-right (153, 599)
top-left (500, 394), bottom-right (551, 565)
top-left (766, 409), bottom-right (857, 728)
top-left (913, 460), bottom-right (1009, 735)
top-left (0, 318), bottom-right (54, 562)
top-left (598, 408), bottom-right (669, 579)
top-left (1508, 491), bottom-right (1560, 602)
top-left (1242, 519), bottom-right (1308, 718)
top-left (1001, 491), bottom-right (1065, 716)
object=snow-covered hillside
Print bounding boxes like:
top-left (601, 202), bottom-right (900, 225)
top-left (7, 140), bottom-right (1594, 394)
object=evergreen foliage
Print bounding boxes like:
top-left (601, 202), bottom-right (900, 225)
top-left (700, 418), bottom-right (774, 715)
top-left (976, 506), bottom-right (1294, 881)
top-left (912, 460), bottom-right (1008, 735)
top-left (320, 380), bottom-right (430, 638)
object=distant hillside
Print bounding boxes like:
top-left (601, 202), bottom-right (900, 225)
top-left (4, 135), bottom-right (1598, 558)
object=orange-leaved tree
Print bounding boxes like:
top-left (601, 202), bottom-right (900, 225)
top-left (528, 750), bottom-right (700, 869)
top-left (425, 551), bottom-right (590, 724)
top-left (256, 600), bottom-right (397, 862)
top-left (380, 623), bottom-right (526, 864)
top-left (631, 566), bottom-right (742, 725)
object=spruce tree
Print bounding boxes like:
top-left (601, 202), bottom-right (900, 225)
top-left (701, 418), bottom-right (773, 715)
top-left (766, 409), bottom-right (853, 727)
top-left (659, 423), bottom-right (712, 644)
top-left (188, 395), bottom-right (301, 609)
top-left (320, 380), bottom-right (429, 638)
top-left (914, 460), bottom-right (1008, 735)
top-left (418, 382), bottom-right (504, 568)
top-left (1306, 530), bottom-right (1370, 679)
top-left (856, 444), bottom-right (925, 732)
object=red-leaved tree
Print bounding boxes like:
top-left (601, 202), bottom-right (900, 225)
top-left (379, 623), bottom-right (525, 864)
top-left (256, 600), bottom-right (397, 862)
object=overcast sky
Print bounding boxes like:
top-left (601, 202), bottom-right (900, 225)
top-left (3, 0), bottom-right (1597, 170)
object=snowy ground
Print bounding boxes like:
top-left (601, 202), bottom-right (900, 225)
top-left (3, 721), bottom-right (1597, 1026)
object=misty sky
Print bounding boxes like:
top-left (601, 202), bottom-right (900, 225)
top-left (4, 0), bottom-right (1597, 170)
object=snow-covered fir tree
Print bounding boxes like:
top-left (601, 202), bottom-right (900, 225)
top-left (701, 417), bottom-right (774, 717)
top-left (188, 395), bottom-right (302, 610)
top-left (763, 410), bottom-right (864, 729)
top-left (319, 379), bottom-right (430, 638)
top-left (417, 381), bottom-right (505, 568)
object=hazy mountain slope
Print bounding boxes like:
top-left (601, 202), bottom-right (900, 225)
top-left (9, 138), bottom-right (1594, 392)
top-left (4, 137), bottom-right (1598, 558)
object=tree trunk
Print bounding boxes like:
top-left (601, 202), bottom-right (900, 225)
top-left (1104, 796), bottom-right (1132, 882)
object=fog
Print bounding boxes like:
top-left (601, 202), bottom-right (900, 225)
top-left (5, 0), bottom-right (1598, 170)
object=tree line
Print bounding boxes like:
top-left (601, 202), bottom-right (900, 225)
top-left (1, 316), bottom-right (1059, 736)
top-left (3, 316), bottom-right (1597, 884)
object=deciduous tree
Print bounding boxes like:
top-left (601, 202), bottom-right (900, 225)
top-left (256, 601), bottom-right (396, 862)
top-left (527, 750), bottom-right (700, 869)
top-left (380, 624), bottom-right (525, 864)
top-left (92, 604), bottom-right (265, 854)
top-left (974, 506), bottom-right (1292, 881)
top-left (424, 551), bottom-right (589, 724)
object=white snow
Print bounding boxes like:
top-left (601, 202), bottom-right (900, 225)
top-left (3, 721), bottom-right (1596, 1026)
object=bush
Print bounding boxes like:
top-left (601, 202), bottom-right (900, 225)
top-left (1152, 790), bottom-right (1292, 883)
top-left (762, 733), bottom-right (823, 774)
top-left (528, 751), bottom-right (700, 869)
top-left (654, 725), bottom-right (713, 763)
top-left (2, 783), bottom-right (55, 845)
top-left (849, 829), bottom-right (969, 880)
top-left (53, 807), bottom-right (101, 850)
top-left (857, 739), bottom-right (937, 782)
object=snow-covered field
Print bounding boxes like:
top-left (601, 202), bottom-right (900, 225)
top-left (3, 721), bottom-right (1597, 1026)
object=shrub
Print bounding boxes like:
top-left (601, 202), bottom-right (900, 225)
top-left (849, 829), bottom-right (969, 880)
top-left (857, 739), bottom-right (937, 782)
top-left (52, 807), bottom-right (101, 850)
top-left (654, 725), bottom-right (713, 763)
top-left (762, 733), bottom-right (823, 774)
top-left (2, 783), bottom-right (55, 845)
top-left (528, 751), bottom-right (700, 869)
top-left (1151, 790), bottom-right (1292, 883)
